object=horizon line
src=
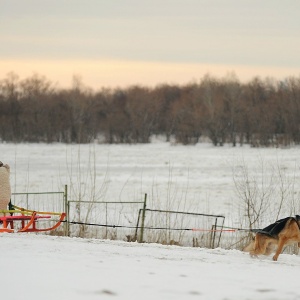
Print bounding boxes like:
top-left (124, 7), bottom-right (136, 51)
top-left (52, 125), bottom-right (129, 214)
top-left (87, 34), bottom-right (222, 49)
top-left (1, 58), bottom-right (299, 90)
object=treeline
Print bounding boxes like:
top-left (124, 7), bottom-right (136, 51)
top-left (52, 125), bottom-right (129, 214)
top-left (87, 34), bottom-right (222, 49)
top-left (0, 72), bottom-right (300, 146)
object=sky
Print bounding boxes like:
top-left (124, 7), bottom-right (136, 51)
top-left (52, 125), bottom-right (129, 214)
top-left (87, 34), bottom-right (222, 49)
top-left (0, 0), bottom-right (300, 90)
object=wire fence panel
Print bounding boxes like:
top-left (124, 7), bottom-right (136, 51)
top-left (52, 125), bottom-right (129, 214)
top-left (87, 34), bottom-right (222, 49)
top-left (11, 191), bottom-right (66, 233)
top-left (12, 192), bottom-right (65, 212)
top-left (67, 200), bottom-right (144, 240)
top-left (10, 188), bottom-right (227, 249)
top-left (137, 209), bottom-right (225, 248)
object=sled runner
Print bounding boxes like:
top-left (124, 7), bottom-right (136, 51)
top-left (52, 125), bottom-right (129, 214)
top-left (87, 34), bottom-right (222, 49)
top-left (0, 205), bottom-right (66, 233)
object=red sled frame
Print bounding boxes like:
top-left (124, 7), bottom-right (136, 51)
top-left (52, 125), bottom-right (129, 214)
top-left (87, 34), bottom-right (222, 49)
top-left (0, 205), bottom-right (66, 233)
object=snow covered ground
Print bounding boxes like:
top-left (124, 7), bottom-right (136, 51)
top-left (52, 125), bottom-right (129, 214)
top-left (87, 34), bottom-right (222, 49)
top-left (1, 233), bottom-right (300, 300)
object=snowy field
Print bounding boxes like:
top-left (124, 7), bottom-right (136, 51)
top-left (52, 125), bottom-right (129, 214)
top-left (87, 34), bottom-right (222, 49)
top-left (1, 141), bottom-right (300, 299)
top-left (2, 141), bottom-right (300, 225)
top-left (1, 233), bottom-right (300, 300)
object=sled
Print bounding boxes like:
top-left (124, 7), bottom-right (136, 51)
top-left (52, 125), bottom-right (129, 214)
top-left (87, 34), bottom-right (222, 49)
top-left (0, 205), bottom-right (66, 233)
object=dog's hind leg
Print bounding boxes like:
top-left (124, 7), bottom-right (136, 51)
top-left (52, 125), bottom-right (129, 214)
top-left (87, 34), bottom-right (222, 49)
top-left (250, 233), bottom-right (269, 257)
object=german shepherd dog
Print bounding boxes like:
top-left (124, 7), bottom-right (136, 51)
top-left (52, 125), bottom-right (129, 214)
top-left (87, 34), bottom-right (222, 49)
top-left (244, 215), bottom-right (300, 261)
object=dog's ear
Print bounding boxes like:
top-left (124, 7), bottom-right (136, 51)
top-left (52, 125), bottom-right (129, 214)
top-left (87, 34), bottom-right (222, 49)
top-left (0, 161), bottom-right (3, 167)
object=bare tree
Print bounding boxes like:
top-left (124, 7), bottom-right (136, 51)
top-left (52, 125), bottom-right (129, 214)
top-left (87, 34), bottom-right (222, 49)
top-left (233, 157), bottom-right (276, 231)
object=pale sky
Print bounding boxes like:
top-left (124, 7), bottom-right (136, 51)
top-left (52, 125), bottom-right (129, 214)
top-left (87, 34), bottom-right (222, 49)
top-left (1, 0), bottom-right (299, 89)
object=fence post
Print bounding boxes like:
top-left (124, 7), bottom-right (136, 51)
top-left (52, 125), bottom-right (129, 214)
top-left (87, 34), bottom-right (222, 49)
top-left (64, 184), bottom-right (69, 236)
top-left (216, 217), bottom-right (225, 248)
top-left (105, 203), bottom-right (108, 239)
top-left (210, 217), bottom-right (218, 249)
top-left (139, 193), bottom-right (147, 243)
top-left (134, 209), bottom-right (142, 241)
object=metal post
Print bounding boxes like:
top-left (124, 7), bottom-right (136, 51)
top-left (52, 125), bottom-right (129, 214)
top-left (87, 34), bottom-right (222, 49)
top-left (105, 203), bottom-right (108, 239)
top-left (211, 217), bottom-right (218, 249)
top-left (64, 185), bottom-right (69, 236)
top-left (134, 209), bottom-right (142, 241)
top-left (216, 217), bottom-right (225, 248)
top-left (139, 193), bottom-right (147, 243)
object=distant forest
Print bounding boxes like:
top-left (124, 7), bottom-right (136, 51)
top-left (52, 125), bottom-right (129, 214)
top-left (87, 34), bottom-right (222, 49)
top-left (0, 72), bottom-right (300, 146)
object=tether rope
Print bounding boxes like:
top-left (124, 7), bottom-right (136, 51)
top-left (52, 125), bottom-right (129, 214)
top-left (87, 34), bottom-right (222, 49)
top-left (62, 220), bottom-right (249, 232)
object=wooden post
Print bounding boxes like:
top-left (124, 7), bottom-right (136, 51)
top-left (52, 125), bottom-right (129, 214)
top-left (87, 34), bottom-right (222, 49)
top-left (139, 193), bottom-right (147, 243)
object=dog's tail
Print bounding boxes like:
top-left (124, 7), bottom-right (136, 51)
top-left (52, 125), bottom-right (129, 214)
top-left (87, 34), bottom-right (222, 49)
top-left (243, 234), bottom-right (255, 252)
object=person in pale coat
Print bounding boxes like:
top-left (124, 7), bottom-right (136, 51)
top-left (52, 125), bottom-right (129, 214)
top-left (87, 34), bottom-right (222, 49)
top-left (0, 161), bottom-right (11, 213)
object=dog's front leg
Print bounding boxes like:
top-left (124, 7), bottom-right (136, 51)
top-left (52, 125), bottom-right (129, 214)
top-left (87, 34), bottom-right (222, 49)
top-left (273, 238), bottom-right (286, 261)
